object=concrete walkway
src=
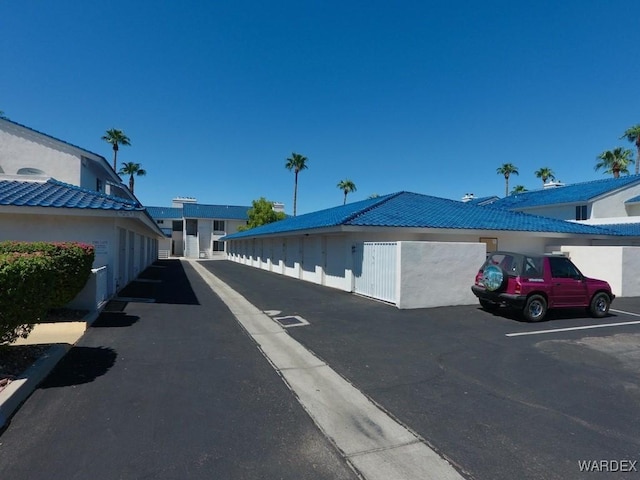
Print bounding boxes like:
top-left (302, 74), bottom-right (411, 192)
top-left (190, 260), bottom-right (464, 480)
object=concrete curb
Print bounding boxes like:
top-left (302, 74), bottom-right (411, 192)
top-left (0, 344), bottom-right (69, 429)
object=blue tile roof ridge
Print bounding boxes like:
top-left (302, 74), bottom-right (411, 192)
top-left (0, 117), bottom-right (106, 160)
top-left (45, 178), bottom-right (142, 208)
top-left (340, 191), bottom-right (405, 223)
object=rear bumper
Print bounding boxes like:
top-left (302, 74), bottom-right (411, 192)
top-left (471, 285), bottom-right (527, 309)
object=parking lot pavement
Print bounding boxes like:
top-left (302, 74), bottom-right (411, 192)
top-left (199, 260), bottom-right (640, 480)
top-left (0, 260), bottom-right (358, 480)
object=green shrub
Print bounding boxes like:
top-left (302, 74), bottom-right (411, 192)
top-left (0, 241), bottom-right (95, 308)
top-left (0, 252), bottom-right (56, 344)
top-left (0, 242), bottom-right (95, 344)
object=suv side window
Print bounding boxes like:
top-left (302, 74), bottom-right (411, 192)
top-left (524, 256), bottom-right (543, 277)
top-left (548, 256), bottom-right (581, 279)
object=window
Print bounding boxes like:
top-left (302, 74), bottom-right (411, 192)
top-left (213, 220), bottom-right (225, 232)
top-left (96, 178), bottom-right (103, 192)
top-left (186, 219), bottom-right (198, 236)
top-left (156, 220), bottom-right (164, 225)
top-left (575, 205), bottom-right (588, 220)
top-left (172, 220), bottom-right (183, 232)
top-left (213, 241), bottom-right (225, 251)
top-left (17, 167), bottom-right (45, 175)
top-left (548, 256), bottom-right (581, 279)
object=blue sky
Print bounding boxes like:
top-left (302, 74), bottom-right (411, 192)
top-left (1, 1), bottom-right (639, 214)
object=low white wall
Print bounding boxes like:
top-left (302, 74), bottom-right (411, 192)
top-left (397, 241), bottom-right (486, 308)
top-left (67, 266), bottom-right (109, 311)
top-left (560, 245), bottom-right (640, 297)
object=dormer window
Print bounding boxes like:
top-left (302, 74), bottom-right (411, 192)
top-left (575, 205), bottom-right (588, 220)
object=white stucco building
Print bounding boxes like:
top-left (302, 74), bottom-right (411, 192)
top-left (0, 118), bottom-right (164, 309)
top-left (147, 198), bottom-right (250, 259)
top-left (221, 190), bottom-right (640, 309)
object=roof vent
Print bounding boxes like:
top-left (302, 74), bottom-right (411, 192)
top-left (461, 193), bottom-right (475, 202)
top-left (543, 180), bottom-right (565, 189)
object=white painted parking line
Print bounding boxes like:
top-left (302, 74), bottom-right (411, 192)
top-left (611, 308), bottom-right (640, 317)
top-left (506, 319), bottom-right (640, 337)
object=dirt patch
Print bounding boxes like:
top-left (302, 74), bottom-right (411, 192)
top-left (0, 345), bottom-right (51, 393)
top-left (0, 308), bottom-right (88, 393)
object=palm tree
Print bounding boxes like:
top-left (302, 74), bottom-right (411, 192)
top-left (621, 125), bottom-right (640, 175)
top-left (511, 185), bottom-right (527, 195)
top-left (496, 163), bottom-right (519, 197)
top-left (595, 147), bottom-right (634, 178)
top-left (337, 179), bottom-right (357, 205)
top-left (534, 167), bottom-right (555, 185)
top-left (102, 129), bottom-right (131, 170)
top-left (285, 152), bottom-right (308, 216)
top-left (118, 162), bottom-right (146, 194)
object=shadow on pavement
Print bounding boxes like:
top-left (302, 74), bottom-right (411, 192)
top-left (117, 259), bottom-right (199, 305)
top-left (91, 312), bottom-right (139, 328)
top-left (39, 346), bottom-right (117, 388)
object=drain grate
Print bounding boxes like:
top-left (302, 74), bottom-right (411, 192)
top-left (273, 315), bottom-right (310, 328)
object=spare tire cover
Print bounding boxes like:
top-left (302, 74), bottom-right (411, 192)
top-left (482, 265), bottom-right (505, 292)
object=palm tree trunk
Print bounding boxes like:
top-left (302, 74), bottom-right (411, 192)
top-left (636, 141), bottom-right (640, 175)
top-left (293, 171), bottom-right (298, 216)
top-left (344, 192), bottom-right (347, 205)
top-left (505, 176), bottom-right (509, 197)
top-left (112, 145), bottom-right (119, 170)
top-left (129, 175), bottom-right (134, 193)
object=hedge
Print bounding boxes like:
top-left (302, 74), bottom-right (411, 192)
top-left (0, 241), bottom-right (95, 344)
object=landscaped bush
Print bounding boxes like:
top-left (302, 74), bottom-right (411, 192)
top-left (0, 241), bottom-right (95, 308)
top-left (0, 252), bottom-right (55, 344)
top-left (0, 241), bottom-right (95, 344)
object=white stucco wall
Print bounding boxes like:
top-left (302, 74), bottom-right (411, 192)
top-left (1, 210), bottom-right (160, 299)
top-left (0, 128), bottom-right (81, 184)
top-left (559, 245), bottom-right (640, 297)
top-left (591, 185), bottom-right (640, 218)
top-left (397, 241), bottom-right (486, 308)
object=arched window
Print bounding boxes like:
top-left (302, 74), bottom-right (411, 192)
top-left (17, 167), bottom-right (45, 175)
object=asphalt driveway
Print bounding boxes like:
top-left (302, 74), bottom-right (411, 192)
top-left (199, 260), bottom-right (640, 480)
top-left (0, 260), bottom-right (357, 480)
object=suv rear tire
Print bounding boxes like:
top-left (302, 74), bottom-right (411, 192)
top-left (523, 295), bottom-right (547, 322)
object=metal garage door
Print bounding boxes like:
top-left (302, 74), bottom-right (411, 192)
top-left (353, 242), bottom-right (397, 304)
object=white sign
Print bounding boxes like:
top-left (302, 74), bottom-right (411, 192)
top-left (92, 240), bottom-right (109, 256)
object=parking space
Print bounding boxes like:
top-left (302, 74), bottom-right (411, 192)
top-left (200, 260), bottom-right (640, 480)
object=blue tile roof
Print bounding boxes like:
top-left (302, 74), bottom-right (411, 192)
top-left (0, 178), bottom-right (142, 210)
top-left (183, 203), bottom-right (250, 220)
top-left (223, 191), bottom-right (620, 240)
top-left (594, 223), bottom-right (640, 236)
top-left (625, 195), bottom-right (640, 204)
top-left (488, 175), bottom-right (640, 210)
top-left (146, 206), bottom-right (183, 219)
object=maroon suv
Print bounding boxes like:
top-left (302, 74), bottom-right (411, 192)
top-left (471, 251), bottom-right (614, 322)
